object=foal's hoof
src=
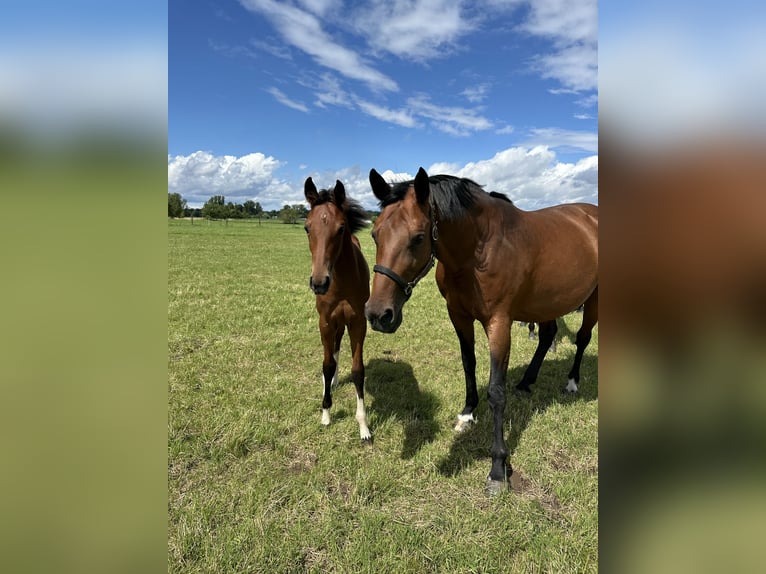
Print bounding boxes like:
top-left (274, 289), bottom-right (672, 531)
top-left (486, 477), bottom-right (509, 497)
top-left (454, 414), bottom-right (476, 432)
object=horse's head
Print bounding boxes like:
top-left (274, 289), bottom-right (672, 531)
top-left (365, 167), bottom-right (435, 333)
top-left (304, 177), bottom-right (349, 295)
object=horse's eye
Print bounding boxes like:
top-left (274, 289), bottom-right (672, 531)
top-left (371, 231), bottom-right (378, 245)
top-left (410, 233), bottom-right (425, 249)
top-left (337, 225), bottom-right (345, 236)
top-left (304, 225), bottom-right (309, 234)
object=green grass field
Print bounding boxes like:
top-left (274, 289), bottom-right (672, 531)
top-left (168, 218), bottom-right (598, 573)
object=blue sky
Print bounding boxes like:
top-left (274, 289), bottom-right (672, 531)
top-left (169, 0), bottom-right (598, 210)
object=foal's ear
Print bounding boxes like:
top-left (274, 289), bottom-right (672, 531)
top-left (304, 177), bottom-right (319, 206)
top-left (414, 167), bottom-right (430, 205)
top-left (369, 169), bottom-right (390, 202)
top-left (333, 179), bottom-right (346, 207)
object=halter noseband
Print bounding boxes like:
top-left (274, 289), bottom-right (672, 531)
top-left (372, 209), bottom-right (438, 301)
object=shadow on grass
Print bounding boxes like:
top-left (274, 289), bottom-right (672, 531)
top-left (436, 352), bottom-right (597, 477)
top-left (362, 357), bottom-right (441, 459)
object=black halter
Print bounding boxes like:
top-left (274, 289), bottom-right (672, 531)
top-left (373, 212), bottom-right (439, 301)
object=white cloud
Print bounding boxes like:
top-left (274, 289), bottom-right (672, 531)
top-left (428, 145), bottom-right (598, 209)
top-left (354, 0), bottom-right (474, 61)
top-left (170, 145), bottom-right (597, 212)
top-left (407, 94), bottom-right (492, 136)
top-left (238, 0), bottom-right (398, 91)
top-left (526, 127), bottom-right (597, 153)
top-left (296, 0), bottom-right (341, 17)
top-left (356, 100), bottom-right (418, 128)
top-left (302, 73), bottom-right (354, 108)
top-left (168, 151), bottom-right (289, 206)
top-left (266, 87), bottom-right (310, 112)
top-left (516, 0), bottom-right (598, 95)
top-left (461, 83), bottom-right (491, 103)
top-left (531, 41), bottom-right (597, 93)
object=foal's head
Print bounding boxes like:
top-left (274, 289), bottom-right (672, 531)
top-left (304, 177), bottom-right (362, 295)
top-left (365, 167), bottom-right (435, 333)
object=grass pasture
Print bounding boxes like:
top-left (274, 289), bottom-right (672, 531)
top-left (168, 218), bottom-right (598, 573)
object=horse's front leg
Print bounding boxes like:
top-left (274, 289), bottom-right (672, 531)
top-left (319, 320), bottom-right (339, 426)
top-left (348, 316), bottom-right (371, 442)
top-left (485, 317), bottom-right (511, 495)
top-left (449, 309), bottom-right (478, 432)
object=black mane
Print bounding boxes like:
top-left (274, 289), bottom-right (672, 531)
top-left (381, 174), bottom-right (507, 220)
top-left (313, 187), bottom-right (369, 235)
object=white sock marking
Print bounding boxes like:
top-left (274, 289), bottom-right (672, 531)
top-left (454, 412), bottom-right (476, 431)
top-left (566, 378), bottom-right (579, 393)
top-left (356, 395), bottom-right (371, 440)
top-left (321, 370), bottom-right (332, 425)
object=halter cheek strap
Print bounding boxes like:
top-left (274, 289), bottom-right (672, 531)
top-left (372, 217), bottom-right (438, 300)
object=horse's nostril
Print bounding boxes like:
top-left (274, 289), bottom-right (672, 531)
top-left (311, 275), bottom-right (331, 294)
top-left (380, 308), bottom-right (394, 326)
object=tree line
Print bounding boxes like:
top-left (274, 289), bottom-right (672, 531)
top-left (168, 193), bottom-right (309, 223)
top-left (169, 193), bottom-right (378, 223)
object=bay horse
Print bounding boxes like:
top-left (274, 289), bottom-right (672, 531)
top-left (304, 177), bottom-right (371, 442)
top-left (365, 167), bottom-right (598, 494)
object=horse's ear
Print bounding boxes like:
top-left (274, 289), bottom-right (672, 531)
top-left (304, 177), bottom-right (318, 206)
top-left (414, 167), bottom-right (430, 205)
top-left (333, 179), bottom-right (346, 207)
top-left (369, 169), bottom-right (390, 202)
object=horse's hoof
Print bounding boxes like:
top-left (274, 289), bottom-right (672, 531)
top-left (361, 436), bottom-right (373, 445)
top-left (486, 477), bottom-right (509, 497)
top-left (515, 382), bottom-right (531, 394)
top-left (564, 378), bottom-right (579, 393)
top-left (454, 414), bottom-right (476, 432)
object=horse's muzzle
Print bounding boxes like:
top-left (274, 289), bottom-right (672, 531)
top-left (364, 302), bottom-right (401, 333)
top-left (309, 275), bottom-right (331, 295)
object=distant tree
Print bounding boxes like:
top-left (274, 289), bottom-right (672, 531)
top-left (278, 205), bottom-right (301, 224)
top-left (243, 200), bottom-right (264, 224)
top-left (201, 195), bottom-right (227, 219)
top-left (168, 192), bottom-right (187, 218)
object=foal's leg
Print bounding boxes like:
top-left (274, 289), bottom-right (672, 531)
top-left (485, 317), bottom-right (512, 495)
top-left (566, 287), bottom-right (598, 393)
top-left (516, 319), bottom-right (558, 393)
top-left (319, 321), bottom-right (340, 426)
top-left (331, 323), bottom-right (344, 387)
top-left (348, 316), bottom-right (371, 442)
top-left (449, 309), bottom-right (478, 432)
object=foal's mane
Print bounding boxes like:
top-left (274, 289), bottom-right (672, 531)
top-left (313, 187), bottom-right (369, 235)
top-left (381, 174), bottom-right (512, 220)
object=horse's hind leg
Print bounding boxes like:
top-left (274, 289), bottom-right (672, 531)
top-left (349, 317), bottom-right (371, 442)
top-left (516, 319), bottom-right (557, 393)
top-left (566, 287), bottom-right (598, 393)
